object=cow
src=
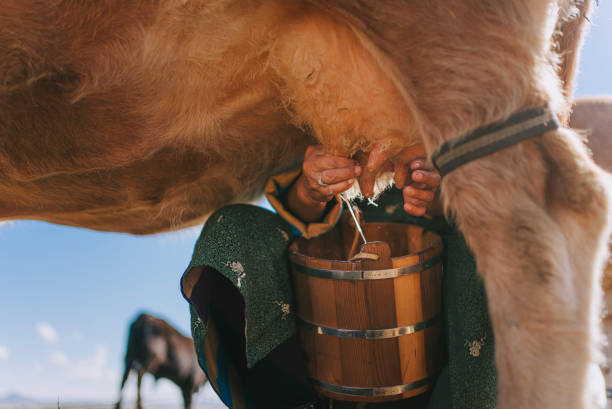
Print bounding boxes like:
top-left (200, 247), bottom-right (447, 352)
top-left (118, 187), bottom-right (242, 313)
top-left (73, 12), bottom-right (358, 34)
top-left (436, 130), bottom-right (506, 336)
top-left (1, 1), bottom-right (611, 408)
top-left (115, 313), bottom-right (207, 409)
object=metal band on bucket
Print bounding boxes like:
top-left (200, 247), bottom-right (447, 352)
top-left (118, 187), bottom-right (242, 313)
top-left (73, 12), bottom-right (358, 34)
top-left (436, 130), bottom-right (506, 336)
top-left (296, 313), bottom-right (440, 339)
top-left (291, 254), bottom-right (441, 280)
top-left (310, 376), bottom-right (433, 397)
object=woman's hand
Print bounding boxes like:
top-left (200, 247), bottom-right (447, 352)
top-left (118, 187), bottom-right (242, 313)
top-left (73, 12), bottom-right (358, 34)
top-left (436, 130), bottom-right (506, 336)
top-left (298, 145), bottom-right (361, 204)
top-left (402, 158), bottom-right (441, 217)
top-left (359, 143), bottom-right (440, 217)
top-left (287, 145), bottom-right (361, 222)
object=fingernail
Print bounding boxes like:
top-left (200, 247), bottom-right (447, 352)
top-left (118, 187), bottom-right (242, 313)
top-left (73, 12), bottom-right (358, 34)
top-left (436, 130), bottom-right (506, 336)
top-left (413, 171), bottom-right (423, 180)
top-left (354, 166), bottom-right (362, 175)
top-left (411, 160), bottom-right (423, 169)
top-left (347, 179), bottom-right (354, 185)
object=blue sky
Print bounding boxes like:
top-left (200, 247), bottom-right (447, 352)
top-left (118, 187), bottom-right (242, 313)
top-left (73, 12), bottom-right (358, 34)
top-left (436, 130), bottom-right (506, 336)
top-left (0, 4), bottom-right (611, 407)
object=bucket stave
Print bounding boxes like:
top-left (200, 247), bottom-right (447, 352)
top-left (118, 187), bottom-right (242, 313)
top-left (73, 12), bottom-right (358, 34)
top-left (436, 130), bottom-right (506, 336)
top-left (289, 222), bottom-right (444, 402)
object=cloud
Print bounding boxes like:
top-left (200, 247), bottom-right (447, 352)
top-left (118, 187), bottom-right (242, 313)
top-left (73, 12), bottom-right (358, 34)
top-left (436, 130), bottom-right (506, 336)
top-left (50, 351), bottom-right (70, 367)
top-left (70, 344), bottom-right (109, 380)
top-left (47, 345), bottom-right (111, 380)
top-left (36, 322), bottom-right (58, 343)
top-left (0, 345), bottom-right (9, 360)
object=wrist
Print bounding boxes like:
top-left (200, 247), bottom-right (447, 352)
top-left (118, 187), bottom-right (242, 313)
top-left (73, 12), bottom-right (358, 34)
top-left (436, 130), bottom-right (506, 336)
top-left (287, 175), bottom-right (327, 222)
top-left (296, 177), bottom-right (327, 209)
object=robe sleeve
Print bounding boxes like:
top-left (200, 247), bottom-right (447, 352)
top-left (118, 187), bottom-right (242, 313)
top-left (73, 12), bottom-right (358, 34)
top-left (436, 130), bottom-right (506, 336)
top-left (264, 168), bottom-right (343, 239)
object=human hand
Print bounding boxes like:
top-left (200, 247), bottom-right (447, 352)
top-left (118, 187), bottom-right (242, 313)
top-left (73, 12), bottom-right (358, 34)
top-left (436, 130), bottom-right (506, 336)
top-left (359, 143), bottom-right (440, 216)
top-left (402, 159), bottom-right (440, 217)
top-left (359, 143), bottom-right (427, 197)
top-left (297, 145), bottom-right (362, 206)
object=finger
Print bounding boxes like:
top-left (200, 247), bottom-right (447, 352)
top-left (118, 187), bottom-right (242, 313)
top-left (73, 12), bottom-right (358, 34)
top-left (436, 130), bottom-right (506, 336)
top-left (403, 193), bottom-right (429, 208)
top-left (321, 166), bottom-right (361, 185)
top-left (327, 178), bottom-right (356, 196)
top-left (409, 159), bottom-right (427, 170)
top-left (411, 170), bottom-right (441, 189)
top-left (403, 202), bottom-right (427, 217)
top-left (411, 182), bottom-right (429, 190)
top-left (309, 173), bottom-right (354, 195)
top-left (403, 193), bottom-right (428, 216)
top-left (403, 185), bottom-right (435, 202)
top-left (313, 154), bottom-right (358, 172)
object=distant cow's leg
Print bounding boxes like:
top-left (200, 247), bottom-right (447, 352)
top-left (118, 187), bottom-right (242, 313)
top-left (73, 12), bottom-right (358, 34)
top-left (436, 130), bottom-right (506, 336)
top-left (136, 369), bottom-right (145, 409)
top-left (181, 385), bottom-right (193, 409)
top-left (114, 364), bottom-right (131, 409)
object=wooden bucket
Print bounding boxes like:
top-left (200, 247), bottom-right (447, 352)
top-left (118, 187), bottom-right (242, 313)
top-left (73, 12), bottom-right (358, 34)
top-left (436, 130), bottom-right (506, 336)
top-left (289, 221), bottom-right (444, 403)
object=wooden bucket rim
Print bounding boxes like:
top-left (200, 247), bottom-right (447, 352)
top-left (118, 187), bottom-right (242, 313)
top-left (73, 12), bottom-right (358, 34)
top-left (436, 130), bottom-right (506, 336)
top-left (295, 312), bottom-right (441, 338)
top-left (289, 223), bottom-right (442, 280)
top-left (310, 376), bottom-right (435, 398)
top-left (290, 252), bottom-right (441, 280)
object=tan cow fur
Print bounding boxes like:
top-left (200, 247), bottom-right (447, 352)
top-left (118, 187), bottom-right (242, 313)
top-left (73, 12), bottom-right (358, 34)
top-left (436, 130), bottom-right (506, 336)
top-left (1, 1), bottom-right (611, 408)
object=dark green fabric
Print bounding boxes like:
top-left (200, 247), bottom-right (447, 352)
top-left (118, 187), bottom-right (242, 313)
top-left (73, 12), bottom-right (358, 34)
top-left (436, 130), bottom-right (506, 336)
top-left (184, 188), bottom-right (497, 408)
top-left (433, 227), bottom-right (497, 409)
top-left (186, 204), bottom-right (298, 367)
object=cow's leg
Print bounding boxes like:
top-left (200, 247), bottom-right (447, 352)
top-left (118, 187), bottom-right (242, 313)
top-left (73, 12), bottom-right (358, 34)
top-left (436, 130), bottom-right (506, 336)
top-left (573, 96), bottom-right (612, 407)
top-left (442, 129), bottom-right (611, 408)
top-left (136, 369), bottom-right (144, 409)
top-left (181, 385), bottom-right (192, 409)
top-left (114, 365), bottom-right (130, 409)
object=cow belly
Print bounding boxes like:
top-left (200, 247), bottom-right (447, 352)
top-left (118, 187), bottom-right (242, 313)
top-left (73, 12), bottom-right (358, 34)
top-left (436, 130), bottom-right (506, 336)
top-left (0, 1), bottom-right (319, 233)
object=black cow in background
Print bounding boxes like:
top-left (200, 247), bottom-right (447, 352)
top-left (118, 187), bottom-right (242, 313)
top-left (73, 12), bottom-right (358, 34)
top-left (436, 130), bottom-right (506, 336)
top-left (115, 313), bottom-right (207, 409)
